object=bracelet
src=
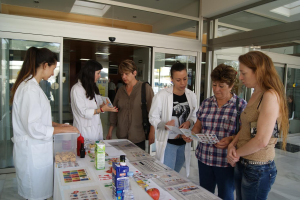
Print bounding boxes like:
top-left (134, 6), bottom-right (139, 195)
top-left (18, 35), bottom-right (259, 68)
top-left (100, 107), bottom-right (104, 113)
top-left (95, 109), bottom-right (98, 114)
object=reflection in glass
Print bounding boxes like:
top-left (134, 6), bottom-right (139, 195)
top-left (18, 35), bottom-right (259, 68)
top-left (154, 52), bottom-right (197, 95)
top-left (286, 68), bottom-right (300, 134)
top-left (110, 0), bottom-right (200, 17)
top-left (0, 38), bottom-right (61, 170)
top-left (71, 1), bottom-right (199, 39)
top-left (216, 59), bottom-right (246, 99)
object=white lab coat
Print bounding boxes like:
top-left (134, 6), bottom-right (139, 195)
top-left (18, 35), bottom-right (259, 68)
top-left (149, 87), bottom-right (198, 177)
top-left (12, 77), bottom-right (54, 200)
top-left (71, 81), bottom-right (104, 141)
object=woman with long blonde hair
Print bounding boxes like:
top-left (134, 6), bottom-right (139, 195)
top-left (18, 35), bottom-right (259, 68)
top-left (227, 51), bottom-right (288, 200)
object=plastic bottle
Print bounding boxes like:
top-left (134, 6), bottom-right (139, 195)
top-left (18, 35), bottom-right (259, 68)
top-left (80, 143), bottom-right (85, 158)
top-left (124, 171), bottom-right (135, 200)
top-left (77, 134), bottom-right (84, 156)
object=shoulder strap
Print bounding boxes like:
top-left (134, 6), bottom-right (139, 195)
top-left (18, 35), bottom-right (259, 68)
top-left (141, 82), bottom-right (149, 136)
top-left (257, 94), bottom-right (264, 110)
top-left (235, 97), bottom-right (240, 135)
top-left (141, 82), bottom-right (147, 105)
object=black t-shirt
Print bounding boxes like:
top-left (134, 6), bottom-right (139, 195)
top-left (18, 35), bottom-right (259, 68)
top-left (168, 93), bottom-right (190, 146)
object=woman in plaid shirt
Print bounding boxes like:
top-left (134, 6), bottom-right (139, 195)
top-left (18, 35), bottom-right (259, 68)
top-left (187, 64), bottom-right (247, 200)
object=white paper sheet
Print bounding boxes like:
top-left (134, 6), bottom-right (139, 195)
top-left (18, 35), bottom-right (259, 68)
top-left (64, 185), bottom-right (105, 200)
top-left (105, 146), bottom-right (126, 157)
top-left (165, 183), bottom-right (221, 200)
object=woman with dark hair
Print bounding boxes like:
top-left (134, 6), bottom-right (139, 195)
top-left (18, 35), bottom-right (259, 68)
top-left (71, 60), bottom-right (118, 141)
top-left (189, 64), bottom-right (247, 200)
top-left (149, 62), bottom-right (198, 175)
top-left (227, 51), bottom-right (289, 200)
top-left (11, 47), bottom-right (79, 200)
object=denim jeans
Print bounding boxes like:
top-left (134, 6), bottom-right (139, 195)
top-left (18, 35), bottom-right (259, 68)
top-left (234, 160), bottom-right (277, 200)
top-left (198, 160), bottom-right (235, 200)
top-left (163, 142), bottom-right (185, 172)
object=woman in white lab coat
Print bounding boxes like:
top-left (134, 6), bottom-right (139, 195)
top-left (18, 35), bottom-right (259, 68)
top-left (71, 60), bottom-right (118, 141)
top-left (149, 62), bottom-right (198, 176)
top-left (10, 47), bottom-right (79, 200)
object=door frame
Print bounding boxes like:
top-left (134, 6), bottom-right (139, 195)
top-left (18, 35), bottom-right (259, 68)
top-left (0, 31), bottom-right (64, 123)
top-left (0, 32), bottom-right (63, 172)
top-left (151, 47), bottom-right (201, 152)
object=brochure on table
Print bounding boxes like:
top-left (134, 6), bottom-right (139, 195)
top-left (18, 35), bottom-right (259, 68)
top-left (64, 185), bottom-right (105, 200)
top-left (105, 146), bottom-right (126, 157)
top-left (59, 167), bottom-right (94, 186)
top-left (154, 171), bottom-right (189, 187)
top-left (165, 125), bottom-right (220, 144)
top-left (123, 149), bottom-right (153, 161)
top-left (165, 182), bottom-right (221, 200)
top-left (107, 140), bottom-right (137, 150)
top-left (130, 159), bottom-right (172, 175)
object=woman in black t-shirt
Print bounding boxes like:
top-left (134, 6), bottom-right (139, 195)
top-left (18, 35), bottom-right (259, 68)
top-left (149, 62), bottom-right (198, 174)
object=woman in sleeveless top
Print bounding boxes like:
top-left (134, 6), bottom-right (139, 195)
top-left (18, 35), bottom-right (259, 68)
top-left (227, 51), bottom-right (289, 200)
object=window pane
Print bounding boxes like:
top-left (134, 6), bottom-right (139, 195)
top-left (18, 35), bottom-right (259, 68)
top-left (154, 52), bottom-right (197, 95)
top-left (110, 0), bottom-right (200, 17)
top-left (287, 67), bottom-right (300, 134)
top-left (215, 0), bottom-right (300, 38)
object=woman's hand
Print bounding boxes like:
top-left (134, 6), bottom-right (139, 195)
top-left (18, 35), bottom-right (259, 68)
top-left (227, 144), bottom-right (239, 167)
top-left (101, 103), bottom-right (118, 112)
top-left (66, 126), bottom-right (80, 133)
top-left (214, 136), bottom-right (232, 149)
top-left (148, 126), bottom-right (155, 145)
top-left (106, 133), bottom-right (112, 140)
top-left (59, 123), bottom-right (71, 127)
top-left (54, 125), bottom-right (80, 135)
top-left (182, 135), bottom-right (193, 143)
top-left (179, 121), bottom-right (191, 129)
top-left (165, 120), bottom-right (175, 130)
top-left (106, 126), bottom-right (114, 140)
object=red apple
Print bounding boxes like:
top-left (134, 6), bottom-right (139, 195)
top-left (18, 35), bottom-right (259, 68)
top-left (146, 188), bottom-right (160, 200)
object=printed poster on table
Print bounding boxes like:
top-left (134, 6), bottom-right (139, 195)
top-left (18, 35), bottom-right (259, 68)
top-left (108, 140), bottom-right (137, 150)
top-left (154, 171), bottom-right (189, 187)
top-left (64, 185), bottom-right (105, 200)
top-left (130, 159), bottom-right (172, 174)
top-left (165, 183), bottom-right (221, 200)
top-left (59, 167), bottom-right (94, 186)
top-left (124, 149), bottom-right (153, 161)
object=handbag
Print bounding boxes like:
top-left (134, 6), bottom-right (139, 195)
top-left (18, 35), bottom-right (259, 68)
top-left (141, 82), bottom-right (150, 139)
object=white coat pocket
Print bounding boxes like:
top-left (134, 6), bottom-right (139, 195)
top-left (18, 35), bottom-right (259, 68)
top-left (31, 141), bottom-right (53, 169)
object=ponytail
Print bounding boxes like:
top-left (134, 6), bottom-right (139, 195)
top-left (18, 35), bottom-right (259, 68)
top-left (10, 47), bottom-right (57, 104)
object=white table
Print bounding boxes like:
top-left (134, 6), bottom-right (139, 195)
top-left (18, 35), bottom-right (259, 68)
top-left (53, 139), bottom-right (220, 200)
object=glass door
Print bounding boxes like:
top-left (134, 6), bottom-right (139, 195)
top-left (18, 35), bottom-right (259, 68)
top-left (0, 32), bottom-right (62, 171)
top-left (0, 38), bottom-right (12, 170)
top-left (151, 48), bottom-right (200, 152)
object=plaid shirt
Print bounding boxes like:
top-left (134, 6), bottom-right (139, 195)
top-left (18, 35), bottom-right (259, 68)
top-left (195, 94), bottom-right (247, 167)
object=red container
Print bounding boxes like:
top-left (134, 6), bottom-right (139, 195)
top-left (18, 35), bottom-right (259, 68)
top-left (77, 134), bottom-right (84, 156)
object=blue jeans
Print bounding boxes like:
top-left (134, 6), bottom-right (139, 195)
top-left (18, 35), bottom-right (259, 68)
top-left (198, 160), bottom-right (235, 200)
top-left (234, 160), bottom-right (277, 200)
top-left (164, 143), bottom-right (185, 172)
